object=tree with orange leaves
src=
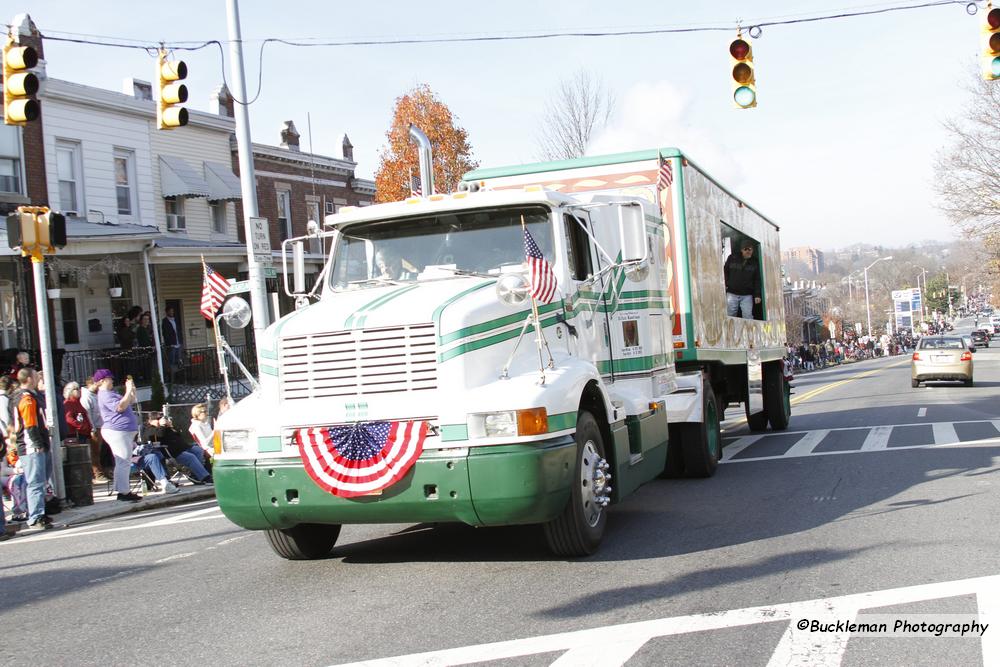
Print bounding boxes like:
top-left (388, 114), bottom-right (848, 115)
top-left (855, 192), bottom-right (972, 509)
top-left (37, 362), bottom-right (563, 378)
top-left (374, 85), bottom-right (478, 203)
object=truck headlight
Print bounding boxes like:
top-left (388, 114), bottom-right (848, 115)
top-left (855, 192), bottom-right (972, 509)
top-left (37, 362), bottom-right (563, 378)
top-left (221, 430), bottom-right (251, 453)
top-left (471, 408), bottom-right (549, 438)
top-left (496, 273), bottom-right (530, 307)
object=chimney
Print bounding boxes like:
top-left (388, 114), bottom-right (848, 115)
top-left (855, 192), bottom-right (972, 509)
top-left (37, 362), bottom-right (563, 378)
top-left (123, 78), bottom-right (153, 101)
top-left (341, 134), bottom-right (354, 162)
top-left (11, 13), bottom-right (46, 84)
top-left (280, 120), bottom-right (300, 151)
top-left (210, 84), bottom-right (234, 117)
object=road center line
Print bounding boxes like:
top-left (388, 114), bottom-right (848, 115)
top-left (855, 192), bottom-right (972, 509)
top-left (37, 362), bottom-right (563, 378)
top-left (789, 359), bottom-right (909, 407)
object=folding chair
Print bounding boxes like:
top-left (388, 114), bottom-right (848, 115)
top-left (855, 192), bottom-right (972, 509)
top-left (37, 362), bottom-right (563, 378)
top-left (155, 444), bottom-right (196, 487)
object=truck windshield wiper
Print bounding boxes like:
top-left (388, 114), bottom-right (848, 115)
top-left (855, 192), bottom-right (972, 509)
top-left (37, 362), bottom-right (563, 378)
top-left (428, 267), bottom-right (494, 278)
top-left (346, 277), bottom-right (405, 287)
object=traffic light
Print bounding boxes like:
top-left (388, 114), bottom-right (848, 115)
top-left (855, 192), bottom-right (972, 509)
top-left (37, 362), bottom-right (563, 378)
top-left (156, 50), bottom-right (188, 130)
top-left (2, 36), bottom-right (40, 125)
top-left (729, 33), bottom-right (757, 109)
top-left (984, 4), bottom-right (1000, 81)
top-left (6, 207), bottom-right (66, 256)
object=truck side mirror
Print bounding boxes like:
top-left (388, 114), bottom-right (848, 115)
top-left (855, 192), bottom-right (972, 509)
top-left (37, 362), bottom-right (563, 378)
top-left (618, 204), bottom-right (646, 264)
top-left (293, 241), bottom-right (306, 294)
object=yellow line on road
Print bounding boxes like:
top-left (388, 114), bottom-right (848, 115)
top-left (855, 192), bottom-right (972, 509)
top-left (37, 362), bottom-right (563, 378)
top-left (790, 359), bottom-right (909, 406)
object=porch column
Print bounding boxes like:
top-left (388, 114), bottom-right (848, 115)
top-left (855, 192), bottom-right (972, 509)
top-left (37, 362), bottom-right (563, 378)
top-left (142, 245), bottom-right (166, 391)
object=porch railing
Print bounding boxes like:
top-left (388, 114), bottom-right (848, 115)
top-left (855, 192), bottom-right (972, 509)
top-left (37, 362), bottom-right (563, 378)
top-left (58, 343), bottom-right (258, 402)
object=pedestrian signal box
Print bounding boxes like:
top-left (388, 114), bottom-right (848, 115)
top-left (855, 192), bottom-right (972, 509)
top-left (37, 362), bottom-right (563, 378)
top-left (2, 38), bottom-right (40, 125)
top-left (730, 34), bottom-right (757, 109)
top-left (7, 208), bottom-right (67, 257)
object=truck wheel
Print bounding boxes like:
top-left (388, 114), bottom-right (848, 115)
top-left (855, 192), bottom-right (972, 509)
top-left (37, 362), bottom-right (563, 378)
top-left (543, 412), bottom-right (609, 557)
top-left (745, 405), bottom-right (768, 432)
top-left (683, 380), bottom-right (721, 478)
top-left (264, 523), bottom-right (342, 560)
top-left (764, 361), bottom-right (791, 431)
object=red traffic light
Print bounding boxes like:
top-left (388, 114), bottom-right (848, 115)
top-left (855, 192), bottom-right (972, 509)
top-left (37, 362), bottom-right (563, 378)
top-left (730, 38), bottom-right (750, 60)
top-left (989, 7), bottom-right (1000, 30)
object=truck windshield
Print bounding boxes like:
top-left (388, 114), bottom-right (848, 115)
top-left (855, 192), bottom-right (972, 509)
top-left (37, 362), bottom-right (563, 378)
top-left (328, 205), bottom-right (553, 290)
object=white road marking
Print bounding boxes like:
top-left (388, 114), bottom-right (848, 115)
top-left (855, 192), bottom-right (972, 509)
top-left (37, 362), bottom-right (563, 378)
top-left (721, 434), bottom-right (765, 461)
top-left (154, 551), bottom-right (197, 564)
top-left (329, 573), bottom-right (1000, 667)
top-left (548, 639), bottom-right (648, 666)
top-left (783, 429), bottom-right (829, 457)
top-left (977, 579), bottom-right (1000, 666)
top-left (933, 422), bottom-right (959, 445)
top-left (860, 425), bottom-right (892, 451)
top-left (722, 433), bottom-right (1000, 464)
top-left (918, 407), bottom-right (927, 417)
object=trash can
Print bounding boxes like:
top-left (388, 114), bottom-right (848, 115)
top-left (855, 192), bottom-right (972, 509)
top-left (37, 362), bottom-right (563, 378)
top-left (63, 440), bottom-right (94, 507)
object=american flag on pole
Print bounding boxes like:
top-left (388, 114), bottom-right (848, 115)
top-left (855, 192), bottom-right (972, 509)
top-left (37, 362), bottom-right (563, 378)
top-left (200, 264), bottom-right (230, 320)
top-left (409, 170), bottom-right (422, 197)
top-left (656, 155), bottom-right (673, 191)
top-left (524, 227), bottom-right (557, 304)
top-left (294, 420), bottom-right (429, 497)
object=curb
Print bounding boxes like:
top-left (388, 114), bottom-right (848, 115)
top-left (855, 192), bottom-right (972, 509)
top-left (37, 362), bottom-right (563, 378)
top-left (10, 487), bottom-right (217, 532)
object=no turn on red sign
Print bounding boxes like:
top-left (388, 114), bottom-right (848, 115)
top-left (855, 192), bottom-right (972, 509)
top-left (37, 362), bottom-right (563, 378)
top-left (249, 216), bottom-right (272, 265)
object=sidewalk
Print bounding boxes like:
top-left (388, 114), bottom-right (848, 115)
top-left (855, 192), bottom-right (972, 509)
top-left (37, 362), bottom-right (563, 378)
top-left (6, 480), bottom-right (216, 533)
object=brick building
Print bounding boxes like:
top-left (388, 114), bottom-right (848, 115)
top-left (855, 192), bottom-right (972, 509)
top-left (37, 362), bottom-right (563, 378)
top-left (781, 246), bottom-right (826, 276)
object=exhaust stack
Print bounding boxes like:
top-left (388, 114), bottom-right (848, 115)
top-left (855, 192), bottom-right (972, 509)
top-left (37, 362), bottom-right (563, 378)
top-left (408, 124), bottom-right (435, 196)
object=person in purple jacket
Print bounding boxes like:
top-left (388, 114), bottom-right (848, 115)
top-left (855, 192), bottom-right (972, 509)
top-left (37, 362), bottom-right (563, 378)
top-left (93, 369), bottom-right (141, 502)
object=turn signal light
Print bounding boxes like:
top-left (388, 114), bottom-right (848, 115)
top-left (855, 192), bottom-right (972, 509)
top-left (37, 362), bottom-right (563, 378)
top-left (517, 407), bottom-right (549, 436)
top-left (213, 430), bottom-right (223, 455)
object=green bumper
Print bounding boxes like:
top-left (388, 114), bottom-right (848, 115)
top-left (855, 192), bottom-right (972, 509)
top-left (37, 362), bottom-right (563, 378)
top-left (214, 435), bottom-right (576, 530)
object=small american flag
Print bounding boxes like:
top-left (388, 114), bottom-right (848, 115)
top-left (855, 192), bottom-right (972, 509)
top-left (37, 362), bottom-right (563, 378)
top-left (656, 155), bottom-right (673, 191)
top-left (409, 171), bottom-right (422, 197)
top-left (524, 227), bottom-right (557, 303)
top-left (295, 420), bottom-right (428, 497)
top-left (200, 264), bottom-right (230, 320)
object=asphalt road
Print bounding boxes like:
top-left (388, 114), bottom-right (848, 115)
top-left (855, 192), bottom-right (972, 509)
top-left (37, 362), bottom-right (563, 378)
top-left (4, 318), bottom-right (999, 667)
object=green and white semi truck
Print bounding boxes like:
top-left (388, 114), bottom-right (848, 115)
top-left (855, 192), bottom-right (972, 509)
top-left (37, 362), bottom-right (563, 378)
top-left (212, 146), bottom-right (789, 560)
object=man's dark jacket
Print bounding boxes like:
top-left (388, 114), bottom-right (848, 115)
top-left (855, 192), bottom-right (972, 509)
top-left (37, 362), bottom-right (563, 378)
top-left (724, 253), bottom-right (760, 297)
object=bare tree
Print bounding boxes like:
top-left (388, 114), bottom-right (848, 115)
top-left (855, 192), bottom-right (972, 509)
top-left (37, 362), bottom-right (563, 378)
top-left (935, 69), bottom-right (1000, 247)
top-left (537, 71), bottom-right (616, 161)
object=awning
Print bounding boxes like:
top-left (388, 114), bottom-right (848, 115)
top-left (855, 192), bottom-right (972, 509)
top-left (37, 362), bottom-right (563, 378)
top-left (159, 155), bottom-right (209, 198)
top-left (204, 161), bottom-right (243, 202)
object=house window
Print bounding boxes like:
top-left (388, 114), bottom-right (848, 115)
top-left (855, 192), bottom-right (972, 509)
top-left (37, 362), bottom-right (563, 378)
top-left (325, 201), bottom-right (335, 214)
top-left (277, 190), bottom-right (291, 241)
top-left (0, 125), bottom-right (23, 194)
top-left (60, 298), bottom-right (80, 345)
top-left (211, 201), bottom-right (227, 234)
top-left (113, 148), bottom-right (136, 216)
top-left (306, 200), bottom-right (322, 254)
top-left (56, 140), bottom-right (83, 214)
top-left (165, 197), bottom-right (186, 230)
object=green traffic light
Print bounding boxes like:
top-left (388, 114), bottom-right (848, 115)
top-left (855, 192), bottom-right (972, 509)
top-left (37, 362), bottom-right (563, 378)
top-left (993, 55), bottom-right (1000, 78)
top-left (734, 86), bottom-right (756, 108)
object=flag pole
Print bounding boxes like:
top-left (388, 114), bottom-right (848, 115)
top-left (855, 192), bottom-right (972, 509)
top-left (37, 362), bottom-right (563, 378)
top-left (203, 256), bottom-right (232, 402)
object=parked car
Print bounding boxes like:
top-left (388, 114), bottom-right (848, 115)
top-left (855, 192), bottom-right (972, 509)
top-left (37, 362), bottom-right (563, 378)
top-left (911, 336), bottom-right (973, 388)
top-left (971, 329), bottom-right (990, 348)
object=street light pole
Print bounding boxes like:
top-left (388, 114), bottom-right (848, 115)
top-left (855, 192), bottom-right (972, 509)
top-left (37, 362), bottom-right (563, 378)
top-left (864, 256), bottom-right (893, 337)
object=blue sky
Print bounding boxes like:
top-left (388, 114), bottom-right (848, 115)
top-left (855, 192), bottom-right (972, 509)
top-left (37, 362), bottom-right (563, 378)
top-left (9, 1), bottom-right (986, 248)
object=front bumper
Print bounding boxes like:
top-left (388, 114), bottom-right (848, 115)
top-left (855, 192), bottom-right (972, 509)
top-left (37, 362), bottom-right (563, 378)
top-left (214, 435), bottom-right (577, 530)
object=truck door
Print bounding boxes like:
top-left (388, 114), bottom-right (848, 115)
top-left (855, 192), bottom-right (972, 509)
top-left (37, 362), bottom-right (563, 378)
top-left (563, 211), bottom-right (610, 372)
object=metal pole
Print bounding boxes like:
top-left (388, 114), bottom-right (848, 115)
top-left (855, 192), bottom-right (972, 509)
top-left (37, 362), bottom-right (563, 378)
top-left (142, 245), bottom-right (165, 388)
top-left (864, 266), bottom-right (872, 337)
top-left (32, 257), bottom-right (64, 499)
top-left (226, 0), bottom-right (270, 362)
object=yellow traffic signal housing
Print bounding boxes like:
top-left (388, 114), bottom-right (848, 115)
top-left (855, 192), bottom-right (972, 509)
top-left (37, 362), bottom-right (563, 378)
top-left (984, 5), bottom-right (1000, 81)
top-left (3, 37), bottom-right (40, 125)
top-left (157, 50), bottom-right (188, 130)
top-left (6, 207), bottom-right (66, 257)
top-left (730, 34), bottom-right (757, 109)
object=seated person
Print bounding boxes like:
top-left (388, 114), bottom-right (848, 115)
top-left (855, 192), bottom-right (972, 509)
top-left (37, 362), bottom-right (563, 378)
top-left (132, 440), bottom-right (179, 495)
top-left (1, 448), bottom-right (27, 522)
top-left (374, 248), bottom-right (417, 280)
top-left (143, 414), bottom-right (213, 485)
top-left (188, 403), bottom-right (214, 462)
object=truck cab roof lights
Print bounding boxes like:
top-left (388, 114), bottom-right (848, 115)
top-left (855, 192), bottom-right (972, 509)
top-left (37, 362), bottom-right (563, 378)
top-left (524, 185), bottom-right (544, 192)
top-left (428, 194), bottom-right (446, 201)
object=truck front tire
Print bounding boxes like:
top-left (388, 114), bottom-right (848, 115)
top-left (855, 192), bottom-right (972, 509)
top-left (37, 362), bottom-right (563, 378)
top-left (543, 412), bottom-right (608, 557)
top-left (265, 523), bottom-right (342, 560)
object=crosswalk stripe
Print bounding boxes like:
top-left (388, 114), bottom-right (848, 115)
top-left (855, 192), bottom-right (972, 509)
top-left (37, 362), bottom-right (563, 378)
top-left (860, 425), bottom-right (892, 451)
top-left (548, 638), bottom-right (648, 666)
top-left (783, 429), bottom-right (829, 457)
top-left (932, 422), bottom-right (959, 445)
top-left (721, 434), bottom-right (765, 461)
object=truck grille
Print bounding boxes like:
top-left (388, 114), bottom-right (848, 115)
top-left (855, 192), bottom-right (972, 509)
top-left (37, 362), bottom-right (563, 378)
top-left (280, 323), bottom-right (438, 401)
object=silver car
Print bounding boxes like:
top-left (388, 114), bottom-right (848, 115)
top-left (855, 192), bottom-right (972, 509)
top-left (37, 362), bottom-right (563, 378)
top-left (911, 336), bottom-right (973, 387)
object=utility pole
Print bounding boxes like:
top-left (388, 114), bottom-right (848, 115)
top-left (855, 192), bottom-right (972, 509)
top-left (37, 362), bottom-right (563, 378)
top-left (225, 0), bottom-right (270, 361)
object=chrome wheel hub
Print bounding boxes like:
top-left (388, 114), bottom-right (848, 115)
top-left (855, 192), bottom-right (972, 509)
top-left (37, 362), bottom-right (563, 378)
top-left (580, 440), bottom-right (611, 527)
